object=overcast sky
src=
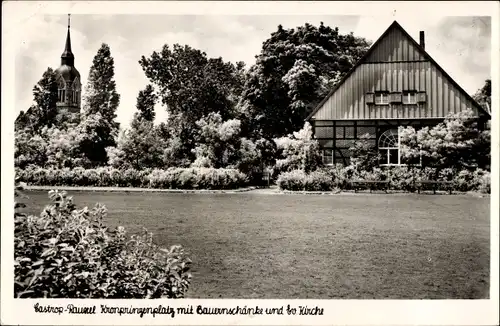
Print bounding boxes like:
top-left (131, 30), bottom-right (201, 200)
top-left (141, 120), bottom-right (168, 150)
top-left (10, 9), bottom-right (492, 128)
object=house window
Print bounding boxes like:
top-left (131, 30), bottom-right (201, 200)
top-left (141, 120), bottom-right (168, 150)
top-left (375, 92), bottom-right (389, 105)
top-left (403, 92), bottom-right (417, 104)
top-left (322, 149), bottom-right (334, 165)
top-left (378, 128), bottom-right (401, 166)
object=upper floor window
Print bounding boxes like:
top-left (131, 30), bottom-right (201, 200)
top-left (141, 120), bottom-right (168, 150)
top-left (375, 92), bottom-right (389, 105)
top-left (403, 92), bottom-right (418, 104)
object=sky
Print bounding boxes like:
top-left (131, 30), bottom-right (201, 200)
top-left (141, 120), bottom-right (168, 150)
top-left (10, 7), bottom-right (493, 129)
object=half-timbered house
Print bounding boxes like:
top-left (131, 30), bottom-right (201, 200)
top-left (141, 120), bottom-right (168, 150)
top-left (306, 21), bottom-right (490, 166)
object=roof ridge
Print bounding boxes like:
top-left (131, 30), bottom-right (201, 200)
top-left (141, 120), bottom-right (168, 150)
top-left (305, 20), bottom-right (489, 120)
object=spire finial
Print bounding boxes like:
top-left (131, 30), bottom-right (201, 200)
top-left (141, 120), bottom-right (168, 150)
top-left (61, 13), bottom-right (74, 66)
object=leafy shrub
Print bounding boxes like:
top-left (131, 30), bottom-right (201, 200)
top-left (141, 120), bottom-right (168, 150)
top-left (384, 166), bottom-right (417, 192)
top-left (273, 123), bottom-right (322, 177)
top-left (277, 170), bottom-right (333, 191)
top-left (453, 169), bottom-right (476, 192)
top-left (147, 168), bottom-right (248, 190)
top-left (304, 171), bottom-right (334, 191)
top-left (438, 168), bottom-right (455, 182)
top-left (349, 134), bottom-right (381, 171)
top-left (359, 167), bottom-right (386, 182)
top-left (14, 188), bottom-right (191, 298)
top-left (477, 171), bottom-right (490, 194)
top-left (277, 170), bottom-right (307, 191)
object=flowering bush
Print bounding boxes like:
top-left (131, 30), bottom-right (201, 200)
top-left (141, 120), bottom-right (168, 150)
top-left (399, 109), bottom-right (490, 170)
top-left (274, 123), bottom-right (323, 176)
top-left (14, 186), bottom-right (191, 298)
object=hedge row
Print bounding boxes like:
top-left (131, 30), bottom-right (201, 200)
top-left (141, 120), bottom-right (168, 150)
top-left (16, 166), bottom-right (249, 190)
top-left (278, 166), bottom-right (491, 193)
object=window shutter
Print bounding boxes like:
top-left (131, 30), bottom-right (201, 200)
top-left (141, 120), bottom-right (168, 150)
top-left (390, 92), bottom-right (402, 103)
top-left (418, 92), bottom-right (427, 103)
top-left (366, 93), bottom-right (374, 104)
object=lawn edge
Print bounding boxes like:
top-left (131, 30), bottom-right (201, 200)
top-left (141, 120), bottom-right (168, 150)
top-left (24, 185), bottom-right (257, 194)
top-left (24, 185), bottom-right (490, 197)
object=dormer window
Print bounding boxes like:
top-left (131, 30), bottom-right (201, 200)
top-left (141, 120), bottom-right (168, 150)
top-left (374, 92), bottom-right (389, 105)
top-left (403, 91), bottom-right (418, 104)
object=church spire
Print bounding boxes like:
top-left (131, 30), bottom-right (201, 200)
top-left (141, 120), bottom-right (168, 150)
top-left (61, 14), bottom-right (74, 66)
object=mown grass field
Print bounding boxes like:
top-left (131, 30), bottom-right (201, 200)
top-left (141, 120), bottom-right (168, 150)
top-left (24, 190), bottom-right (490, 299)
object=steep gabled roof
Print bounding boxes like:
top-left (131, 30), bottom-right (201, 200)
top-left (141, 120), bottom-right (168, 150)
top-left (306, 20), bottom-right (490, 120)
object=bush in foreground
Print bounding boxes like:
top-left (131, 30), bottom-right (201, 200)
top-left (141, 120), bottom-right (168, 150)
top-left (14, 187), bottom-right (191, 298)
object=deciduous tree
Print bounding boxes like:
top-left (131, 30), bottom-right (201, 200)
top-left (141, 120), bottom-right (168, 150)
top-left (15, 68), bottom-right (59, 132)
top-left (239, 22), bottom-right (370, 138)
top-left (80, 44), bottom-right (120, 165)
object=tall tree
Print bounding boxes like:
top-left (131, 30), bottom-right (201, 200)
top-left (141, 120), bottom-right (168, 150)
top-left (15, 68), bottom-right (59, 132)
top-left (106, 85), bottom-right (165, 169)
top-left (140, 44), bottom-right (245, 123)
top-left (134, 84), bottom-right (157, 123)
top-left (239, 22), bottom-right (371, 138)
top-left (80, 43), bottom-right (120, 165)
top-left (139, 44), bottom-right (246, 165)
top-left (82, 43), bottom-right (120, 124)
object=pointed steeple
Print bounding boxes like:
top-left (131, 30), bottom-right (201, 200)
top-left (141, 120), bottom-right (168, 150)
top-left (61, 14), bottom-right (74, 66)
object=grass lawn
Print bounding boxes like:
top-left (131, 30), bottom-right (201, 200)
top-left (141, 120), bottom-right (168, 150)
top-left (24, 191), bottom-right (490, 299)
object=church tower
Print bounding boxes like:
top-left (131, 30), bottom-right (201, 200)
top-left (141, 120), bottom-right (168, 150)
top-left (55, 14), bottom-right (81, 122)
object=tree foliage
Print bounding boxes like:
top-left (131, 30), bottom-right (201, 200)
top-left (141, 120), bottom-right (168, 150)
top-left (473, 79), bottom-right (491, 114)
top-left (274, 122), bottom-right (322, 174)
top-left (107, 121), bottom-right (167, 170)
top-left (191, 112), bottom-right (275, 174)
top-left (15, 68), bottom-right (59, 132)
top-left (400, 109), bottom-right (490, 171)
top-left (139, 44), bottom-right (245, 123)
top-left (106, 85), bottom-right (164, 169)
top-left (348, 134), bottom-right (381, 171)
top-left (135, 84), bottom-right (157, 123)
top-left (239, 22), bottom-right (371, 138)
top-left (139, 45), bottom-right (246, 166)
top-left (80, 44), bottom-right (121, 165)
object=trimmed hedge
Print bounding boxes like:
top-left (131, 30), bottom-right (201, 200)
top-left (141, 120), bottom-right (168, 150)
top-left (279, 166), bottom-right (491, 194)
top-left (16, 166), bottom-right (249, 190)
